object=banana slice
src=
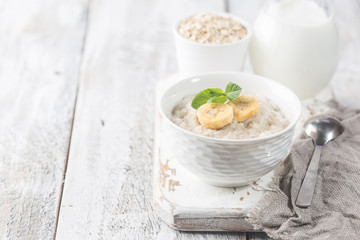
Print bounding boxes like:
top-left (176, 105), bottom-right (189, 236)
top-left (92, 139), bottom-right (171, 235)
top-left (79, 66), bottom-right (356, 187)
top-left (227, 96), bottom-right (260, 122)
top-left (197, 103), bottom-right (234, 130)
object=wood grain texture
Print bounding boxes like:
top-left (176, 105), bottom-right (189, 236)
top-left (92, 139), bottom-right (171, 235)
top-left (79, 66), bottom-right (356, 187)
top-left (0, 0), bottom-right (89, 239)
top-left (56, 0), bottom-right (248, 239)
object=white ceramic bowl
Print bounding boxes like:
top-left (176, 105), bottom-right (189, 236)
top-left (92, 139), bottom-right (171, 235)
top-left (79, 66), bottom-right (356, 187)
top-left (173, 13), bottom-right (252, 78)
top-left (159, 72), bottom-right (302, 187)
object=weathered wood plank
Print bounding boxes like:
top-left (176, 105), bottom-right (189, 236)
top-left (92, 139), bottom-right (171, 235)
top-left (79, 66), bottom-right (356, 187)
top-left (0, 0), bottom-right (89, 239)
top-left (56, 0), bottom-right (248, 238)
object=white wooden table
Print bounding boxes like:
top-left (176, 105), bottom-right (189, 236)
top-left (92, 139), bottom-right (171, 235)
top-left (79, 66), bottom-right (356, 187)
top-left (0, 0), bottom-right (359, 239)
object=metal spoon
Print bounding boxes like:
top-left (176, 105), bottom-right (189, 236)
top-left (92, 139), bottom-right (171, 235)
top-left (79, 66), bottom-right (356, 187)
top-left (295, 116), bottom-right (344, 208)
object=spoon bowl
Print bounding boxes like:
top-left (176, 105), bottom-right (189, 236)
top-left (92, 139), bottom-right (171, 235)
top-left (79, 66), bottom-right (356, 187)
top-left (304, 116), bottom-right (344, 146)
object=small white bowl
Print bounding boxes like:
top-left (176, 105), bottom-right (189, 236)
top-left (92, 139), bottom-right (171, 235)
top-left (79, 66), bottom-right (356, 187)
top-left (173, 13), bottom-right (252, 78)
top-left (159, 72), bottom-right (302, 187)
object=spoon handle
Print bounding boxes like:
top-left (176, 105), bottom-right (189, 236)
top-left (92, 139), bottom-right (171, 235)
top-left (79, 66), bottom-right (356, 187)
top-left (296, 145), bottom-right (323, 207)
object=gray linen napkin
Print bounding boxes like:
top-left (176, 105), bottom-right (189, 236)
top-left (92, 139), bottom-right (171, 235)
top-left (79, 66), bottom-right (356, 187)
top-left (247, 102), bottom-right (360, 240)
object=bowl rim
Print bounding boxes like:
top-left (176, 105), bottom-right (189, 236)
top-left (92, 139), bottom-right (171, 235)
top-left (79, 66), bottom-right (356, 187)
top-left (159, 71), bottom-right (302, 143)
top-left (173, 12), bottom-right (252, 48)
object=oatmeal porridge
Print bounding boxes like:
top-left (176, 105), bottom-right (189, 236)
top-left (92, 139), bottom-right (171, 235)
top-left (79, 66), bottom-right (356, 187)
top-left (170, 95), bottom-right (289, 139)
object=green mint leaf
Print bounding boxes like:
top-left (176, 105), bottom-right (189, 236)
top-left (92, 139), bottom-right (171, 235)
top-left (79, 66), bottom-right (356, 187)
top-left (191, 88), bottom-right (224, 109)
top-left (207, 95), bottom-right (228, 104)
top-left (225, 82), bottom-right (242, 101)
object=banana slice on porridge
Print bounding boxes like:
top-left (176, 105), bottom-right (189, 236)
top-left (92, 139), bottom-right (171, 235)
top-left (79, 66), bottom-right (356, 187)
top-left (197, 103), bottom-right (234, 130)
top-left (228, 96), bottom-right (260, 122)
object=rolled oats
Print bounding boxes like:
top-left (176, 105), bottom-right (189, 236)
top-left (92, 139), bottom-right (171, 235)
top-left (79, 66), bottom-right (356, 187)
top-left (178, 13), bottom-right (247, 44)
